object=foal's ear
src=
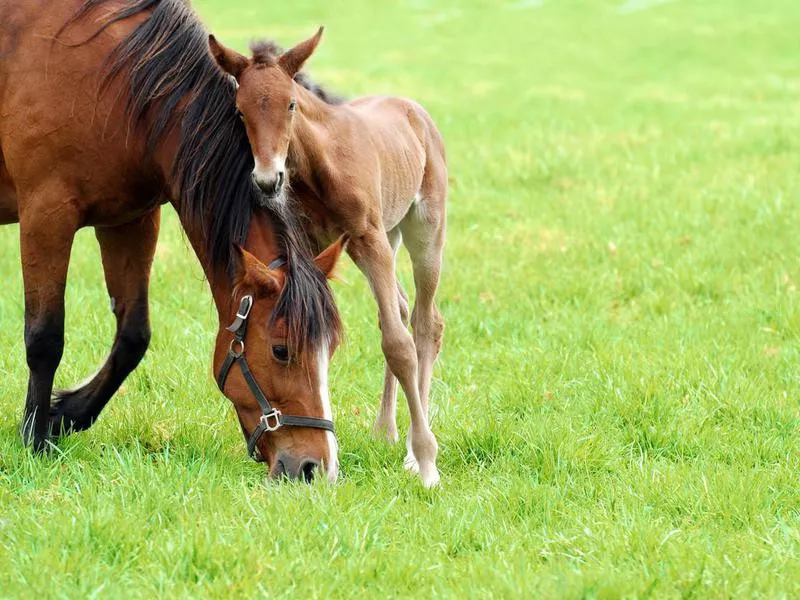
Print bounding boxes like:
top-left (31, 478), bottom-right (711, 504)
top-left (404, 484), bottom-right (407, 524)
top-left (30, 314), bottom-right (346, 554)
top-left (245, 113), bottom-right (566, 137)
top-left (314, 234), bottom-right (348, 280)
top-left (279, 26), bottom-right (324, 77)
top-left (232, 245), bottom-right (282, 296)
top-left (208, 34), bottom-right (250, 79)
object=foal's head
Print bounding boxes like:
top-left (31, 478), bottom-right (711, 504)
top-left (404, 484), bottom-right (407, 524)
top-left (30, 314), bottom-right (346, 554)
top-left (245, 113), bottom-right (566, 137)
top-left (215, 236), bottom-right (345, 482)
top-left (208, 28), bottom-right (324, 201)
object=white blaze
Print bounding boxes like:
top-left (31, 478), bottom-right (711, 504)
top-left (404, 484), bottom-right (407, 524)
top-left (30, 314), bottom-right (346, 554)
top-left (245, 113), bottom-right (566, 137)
top-left (317, 342), bottom-right (338, 481)
top-left (252, 156), bottom-right (286, 180)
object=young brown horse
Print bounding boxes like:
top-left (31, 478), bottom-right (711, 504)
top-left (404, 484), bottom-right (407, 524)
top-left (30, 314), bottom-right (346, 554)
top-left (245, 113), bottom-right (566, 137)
top-left (209, 29), bottom-right (448, 487)
top-left (0, 0), bottom-right (345, 481)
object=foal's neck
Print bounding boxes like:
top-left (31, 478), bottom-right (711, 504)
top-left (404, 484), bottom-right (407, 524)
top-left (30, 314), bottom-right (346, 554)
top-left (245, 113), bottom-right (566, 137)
top-left (288, 84), bottom-right (339, 190)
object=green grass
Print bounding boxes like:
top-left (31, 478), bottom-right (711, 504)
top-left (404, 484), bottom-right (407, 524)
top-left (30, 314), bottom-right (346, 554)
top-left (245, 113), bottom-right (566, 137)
top-left (2, 0), bottom-right (800, 596)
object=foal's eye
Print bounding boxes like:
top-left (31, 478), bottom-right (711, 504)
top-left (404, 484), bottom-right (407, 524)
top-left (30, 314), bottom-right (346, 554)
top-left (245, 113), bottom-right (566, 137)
top-left (288, 101), bottom-right (297, 112)
top-left (272, 345), bottom-right (290, 364)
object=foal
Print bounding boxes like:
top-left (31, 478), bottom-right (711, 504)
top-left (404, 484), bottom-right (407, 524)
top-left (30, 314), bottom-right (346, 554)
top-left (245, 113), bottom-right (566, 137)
top-left (209, 28), bottom-right (447, 487)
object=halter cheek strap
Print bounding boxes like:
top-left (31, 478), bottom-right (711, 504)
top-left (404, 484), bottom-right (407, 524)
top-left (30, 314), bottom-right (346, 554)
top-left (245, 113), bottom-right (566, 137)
top-left (216, 259), bottom-right (336, 462)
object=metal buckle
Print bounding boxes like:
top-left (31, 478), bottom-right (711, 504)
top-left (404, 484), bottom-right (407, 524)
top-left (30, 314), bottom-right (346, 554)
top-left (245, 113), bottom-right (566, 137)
top-left (237, 295), bottom-right (254, 320)
top-left (229, 338), bottom-right (244, 357)
top-left (260, 409), bottom-right (282, 432)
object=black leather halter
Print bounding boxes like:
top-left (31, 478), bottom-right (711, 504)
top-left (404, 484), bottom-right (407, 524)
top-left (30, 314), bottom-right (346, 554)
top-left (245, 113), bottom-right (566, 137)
top-left (216, 259), bottom-right (336, 462)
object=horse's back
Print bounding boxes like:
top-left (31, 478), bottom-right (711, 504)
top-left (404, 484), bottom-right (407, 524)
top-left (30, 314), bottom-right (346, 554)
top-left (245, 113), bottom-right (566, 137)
top-left (349, 95), bottom-right (445, 171)
top-left (0, 0), bottom-right (159, 226)
top-left (336, 96), bottom-right (447, 229)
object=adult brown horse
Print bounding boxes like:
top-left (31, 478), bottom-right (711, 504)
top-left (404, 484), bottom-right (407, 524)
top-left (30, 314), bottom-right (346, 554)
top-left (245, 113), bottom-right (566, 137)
top-left (208, 29), bottom-right (448, 487)
top-left (0, 0), bottom-right (346, 482)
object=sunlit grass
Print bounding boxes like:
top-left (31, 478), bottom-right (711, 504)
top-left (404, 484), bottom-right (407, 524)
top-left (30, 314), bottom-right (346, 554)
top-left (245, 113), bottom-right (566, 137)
top-left (2, 0), bottom-right (800, 596)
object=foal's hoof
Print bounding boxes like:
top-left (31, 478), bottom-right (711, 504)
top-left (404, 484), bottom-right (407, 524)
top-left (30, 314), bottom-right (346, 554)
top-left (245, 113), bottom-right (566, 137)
top-left (403, 451), bottom-right (419, 473)
top-left (372, 419), bottom-right (399, 444)
top-left (420, 468), bottom-right (441, 489)
top-left (417, 461), bottom-right (441, 489)
top-left (49, 390), bottom-right (95, 437)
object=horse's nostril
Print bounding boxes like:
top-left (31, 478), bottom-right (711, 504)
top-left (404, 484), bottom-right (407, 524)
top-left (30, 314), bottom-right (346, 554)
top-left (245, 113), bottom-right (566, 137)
top-left (274, 171), bottom-right (285, 193)
top-left (299, 458), bottom-right (319, 483)
top-left (274, 453), bottom-right (319, 482)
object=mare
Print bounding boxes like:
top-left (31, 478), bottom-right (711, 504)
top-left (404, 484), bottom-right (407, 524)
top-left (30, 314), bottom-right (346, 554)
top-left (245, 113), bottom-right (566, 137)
top-left (209, 29), bottom-right (448, 487)
top-left (0, 0), bottom-right (345, 481)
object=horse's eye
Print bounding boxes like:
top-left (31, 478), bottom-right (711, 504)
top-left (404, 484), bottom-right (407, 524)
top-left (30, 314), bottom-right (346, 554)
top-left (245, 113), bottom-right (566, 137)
top-left (272, 345), bottom-right (290, 364)
top-left (236, 109), bottom-right (244, 121)
top-left (288, 101), bottom-right (297, 112)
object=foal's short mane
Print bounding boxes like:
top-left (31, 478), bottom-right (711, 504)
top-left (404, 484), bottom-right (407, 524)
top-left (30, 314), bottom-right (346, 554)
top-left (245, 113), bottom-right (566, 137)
top-left (61, 0), bottom-right (340, 349)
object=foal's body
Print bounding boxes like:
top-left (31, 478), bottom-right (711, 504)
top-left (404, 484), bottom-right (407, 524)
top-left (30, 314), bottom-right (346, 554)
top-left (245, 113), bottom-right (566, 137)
top-left (290, 89), bottom-right (448, 450)
top-left (209, 30), bottom-right (447, 486)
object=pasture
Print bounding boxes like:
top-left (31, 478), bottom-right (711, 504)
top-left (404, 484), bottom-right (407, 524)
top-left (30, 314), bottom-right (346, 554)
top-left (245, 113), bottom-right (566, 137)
top-left (1, 0), bottom-right (799, 596)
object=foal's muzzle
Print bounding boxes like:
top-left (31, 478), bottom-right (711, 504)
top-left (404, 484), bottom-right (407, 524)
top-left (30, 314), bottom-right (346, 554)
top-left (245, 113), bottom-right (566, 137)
top-left (253, 170), bottom-right (285, 198)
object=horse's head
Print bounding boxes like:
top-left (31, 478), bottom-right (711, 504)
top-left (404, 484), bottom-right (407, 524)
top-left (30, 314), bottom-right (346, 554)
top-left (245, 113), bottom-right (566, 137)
top-left (208, 28), bottom-right (324, 202)
top-left (214, 235), bottom-right (345, 482)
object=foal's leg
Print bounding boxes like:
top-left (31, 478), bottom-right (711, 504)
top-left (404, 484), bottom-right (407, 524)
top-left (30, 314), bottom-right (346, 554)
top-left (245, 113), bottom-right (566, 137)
top-left (51, 209), bottom-right (160, 434)
top-left (399, 159), bottom-right (447, 472)
top-left (18, 191), bottom-right (80, 452)
top-left (374, 228), bottom-right (409, 444)
top-left (400, 201), bottom-right (445, 417)
top-left (349, 228), bottom-right (439, 487)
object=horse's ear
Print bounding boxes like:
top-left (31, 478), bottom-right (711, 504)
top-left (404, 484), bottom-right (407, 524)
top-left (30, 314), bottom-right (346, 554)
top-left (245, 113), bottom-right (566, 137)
top-left (232, 245), bottom-right (282, 295)
top-left (208, 34), bottom-right (249, 79)
top-left (314, 234), bottom-right (348, 280)
top-left (279, 26), bottom-right (324, 77)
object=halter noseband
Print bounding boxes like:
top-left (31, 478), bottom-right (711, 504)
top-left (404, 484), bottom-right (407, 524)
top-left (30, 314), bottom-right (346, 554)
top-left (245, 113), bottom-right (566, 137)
top-left (216, 258), bottom-right (336, 462)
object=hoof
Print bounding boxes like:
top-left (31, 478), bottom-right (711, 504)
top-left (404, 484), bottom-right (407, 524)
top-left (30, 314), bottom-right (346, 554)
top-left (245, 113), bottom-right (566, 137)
top-left (403, 452), bottom-right (420, 473)
top-left (419, 462), bottom-right (441, 489)
top-left (49, 389), bottom-right (95, 438)
top-left (19, 416), bottom-right (51, 454)
top-left (372, 419), bottom-right (399, 444)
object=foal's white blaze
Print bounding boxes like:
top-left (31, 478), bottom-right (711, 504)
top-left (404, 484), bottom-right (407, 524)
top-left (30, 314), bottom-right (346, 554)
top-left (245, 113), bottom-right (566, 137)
top-left (317, 342), bottom-right (338, 482)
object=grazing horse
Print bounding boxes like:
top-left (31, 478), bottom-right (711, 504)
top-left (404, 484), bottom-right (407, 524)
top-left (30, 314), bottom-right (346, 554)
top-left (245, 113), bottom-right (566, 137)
top-left (0, 0), bottom-right (346, 482)
top-left (209, 28), bottom-right (448, 487)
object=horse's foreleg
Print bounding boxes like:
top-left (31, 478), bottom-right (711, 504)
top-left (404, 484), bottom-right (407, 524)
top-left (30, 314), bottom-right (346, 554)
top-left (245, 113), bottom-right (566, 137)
top-left (349, 228), bottom-right (439, 487)
top-left (374, 228), bottom-right (407, 444)
top-left (19, 194), bottom-right (80, 452)
top-left (50, 209), bottom-right (160, 435)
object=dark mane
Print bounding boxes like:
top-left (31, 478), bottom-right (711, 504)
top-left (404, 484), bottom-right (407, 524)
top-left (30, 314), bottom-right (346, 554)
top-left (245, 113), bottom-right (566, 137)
top-left (251, 39), bottom-right (345, 105)
top-left (62, 0), bottom-right (340, 349)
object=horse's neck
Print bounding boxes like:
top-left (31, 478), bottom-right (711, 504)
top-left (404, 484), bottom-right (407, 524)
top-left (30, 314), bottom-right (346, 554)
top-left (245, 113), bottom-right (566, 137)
top-left (289, 86), bottom-right (340, 191)
top-left (155, 136), bottom-right (279, 320)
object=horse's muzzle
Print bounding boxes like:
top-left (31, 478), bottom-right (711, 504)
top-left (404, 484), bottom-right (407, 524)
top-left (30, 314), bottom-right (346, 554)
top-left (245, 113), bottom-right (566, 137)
top-left (272, 453), bottom-right (323, 483)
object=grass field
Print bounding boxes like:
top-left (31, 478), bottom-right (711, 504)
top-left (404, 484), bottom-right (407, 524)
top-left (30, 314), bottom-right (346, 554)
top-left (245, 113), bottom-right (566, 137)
top-left (2, 0), bottom-right (800, 597)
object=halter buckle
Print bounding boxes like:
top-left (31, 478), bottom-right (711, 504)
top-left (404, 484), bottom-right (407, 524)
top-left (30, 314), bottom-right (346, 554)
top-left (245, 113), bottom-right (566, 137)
top-left (229, 338), bottom-right (244, 357)
top-left (236, 295), bottom-right (254, 320)
top-left (227, 295), bottom-right (254, 334)
top-left (260, 409), bottom-right (282, 432)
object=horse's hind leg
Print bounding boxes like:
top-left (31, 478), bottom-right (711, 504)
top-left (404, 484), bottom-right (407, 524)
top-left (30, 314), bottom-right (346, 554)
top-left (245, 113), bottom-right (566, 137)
top-left (373, 227), bottom-right (409, 444)
top-left (18, 189), bottom-right (80, 451)
top-left (399, 173), bottom-right (447, 471)
top-left (50, 208), bottom-right (160, 435)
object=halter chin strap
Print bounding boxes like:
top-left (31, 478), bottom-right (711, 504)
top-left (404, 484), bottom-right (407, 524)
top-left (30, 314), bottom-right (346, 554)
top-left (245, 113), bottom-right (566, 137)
top-left (216, 259), bottom-right (336, 462)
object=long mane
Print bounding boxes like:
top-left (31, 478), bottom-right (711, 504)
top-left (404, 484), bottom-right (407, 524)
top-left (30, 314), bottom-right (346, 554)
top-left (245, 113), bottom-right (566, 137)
top-left (61, 0), bottom-right (341, 349)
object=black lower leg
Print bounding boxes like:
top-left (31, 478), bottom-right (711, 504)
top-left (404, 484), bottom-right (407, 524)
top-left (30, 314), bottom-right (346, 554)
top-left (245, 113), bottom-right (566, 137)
top-left (50, 301), bottom-right (150, 435)
top-left (22, 313), bottom-right (65, 452)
